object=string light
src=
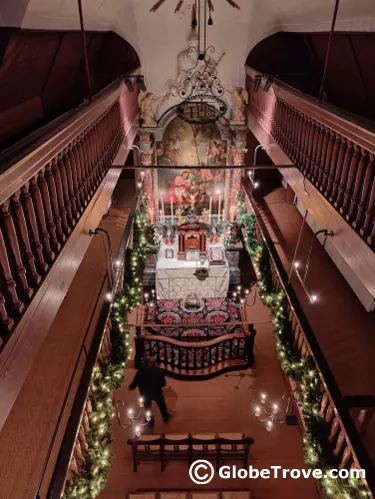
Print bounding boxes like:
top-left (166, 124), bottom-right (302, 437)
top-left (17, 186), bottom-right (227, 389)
top-left (63, 195), bottom-right (150, 499)
top-left (237, 194), bottom-right (370, 499)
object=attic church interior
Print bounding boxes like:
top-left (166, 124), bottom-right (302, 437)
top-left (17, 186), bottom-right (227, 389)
top-left (1, 1), bottom-right (375, 498)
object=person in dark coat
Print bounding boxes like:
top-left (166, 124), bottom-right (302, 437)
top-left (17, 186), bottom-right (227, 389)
top-left (245, 324), bottom-right (256, 367)
top-left (129, 358), bottom-right (171, 426)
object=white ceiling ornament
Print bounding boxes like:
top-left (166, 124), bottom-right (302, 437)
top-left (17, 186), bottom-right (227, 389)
top-left (150, 0), bottom-right (240, 13)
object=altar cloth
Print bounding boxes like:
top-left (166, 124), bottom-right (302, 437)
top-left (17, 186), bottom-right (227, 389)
top-left (156, 243), bottom-right (229, 300)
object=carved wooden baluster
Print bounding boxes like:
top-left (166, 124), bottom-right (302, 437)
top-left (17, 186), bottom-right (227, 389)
top-left (11, 191), bottom-right (41, 286)
top-left (78, 424), bottom-right (89, 451)
top-left (82, 410), bottom-right (90, 433)
top-left (340, 145), bottom-right (360, 214)
top-left (0, 227), bottom-right (24, 314)
top-left (87, 128), bottom-right (99, 188)
top-left (315, 127), bottom-right (330, 186)
top-left (62, 150), bottom-right (79, 220)
top-left (355, 154), bottom-right (375, 230)
top-left (81, 134), bottom-right (94, 196)
top-left (57, 155), bottom-right (74, 227)
top-left (0, 202), bottom-right (32, 298)
top-left (333, 431), bottom-right (346, 456)
top-left (347, 150), bottom-right (369, 222)
top-left (329, 138), bottom-right (347, 203)
top-left (0, 291), bottom-right (14, 332)
top-left (339, 447), bottom-right (352, 470)
top-left (303, 121), bottom-right (316, 176)
top-left (324, 134), bottom-right (341, 198)
top-left (51, 158), bottom-right (70, 235)
top-left (293, 112), bottom-right (303, 164)
top-left (320, 131), bottom-right (335, 193)
top-left (334, 142), bottom-right (354, 208)
top-left (74, 440), bottom-right (85, 472)
top-left (301, 119), bottom-right (312, 170)
top-left (297, 116), bottom-right (307, 167)
top-left (306, 123), bottom-right (320, 179)
top-left (41, 166), bottom-right (66, 243)
top-left (77, 137), bottom-right (90, 201)
top-left (71, 141), bottom-right (85, 207)
top-left (310, 125), bottom-right (324, 183)
top-left (69, 143), bottom-right (84, 212)
top-left (288, 106), bottom-right (296, 157)
top-left (278, 101), bottom-right (286, 148)
top-left (320, 392), bottom-right (329, 416)
top-left (284, 105), bottom-right (292, 156)
top-left (367, 215), bottom-right (375, 245)
top-left (28, 177), bottom-right (59, 257)
top-left (325, 404), bottom-right (334, 423)
top-left (328, 417), bottom-right (341, 442)
top-left (289, 109), bottom-right (298, 162)
top-left (69, 456), bottom-right (79, 475)
top-left (20, 183), bottom-right (50, 270)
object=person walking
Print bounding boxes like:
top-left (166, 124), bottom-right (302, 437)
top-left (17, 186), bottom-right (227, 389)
top-left (129, 358), bottom-right (172, 426)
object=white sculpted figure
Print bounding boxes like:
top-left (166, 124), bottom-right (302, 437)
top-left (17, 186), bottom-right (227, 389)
top-left (228, 87), bottom-right (248, 124)
top-left (138, 92), bottom-right (166, 127)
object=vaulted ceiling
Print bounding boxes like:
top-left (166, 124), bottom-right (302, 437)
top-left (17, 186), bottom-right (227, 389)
top-left (2, 0), bottom-right (375, 96)
top-left (1, 0), bottom-right (375, 146)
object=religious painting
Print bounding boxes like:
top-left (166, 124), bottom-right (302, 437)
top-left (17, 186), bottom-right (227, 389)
top-left (156, 116), bottom-right (228, 167)
top-left (156, 116), bottom-right (228, 217)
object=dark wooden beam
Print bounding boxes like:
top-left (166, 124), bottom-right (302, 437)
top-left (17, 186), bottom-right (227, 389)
top-left (345, 395), bottom-right (375, 408)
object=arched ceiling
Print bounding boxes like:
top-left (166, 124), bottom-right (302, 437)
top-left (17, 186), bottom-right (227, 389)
top-left (1, 0), bottom-right (375, 119)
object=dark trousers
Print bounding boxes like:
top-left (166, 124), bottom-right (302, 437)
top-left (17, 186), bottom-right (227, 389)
top-left (144, 392), bottom-right (169, 423)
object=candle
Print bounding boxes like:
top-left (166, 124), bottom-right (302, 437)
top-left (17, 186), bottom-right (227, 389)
top-left (217, 190), bottom-right (221, 223)
top-left (171, 198), bottom-right (174, 225)
top-left (209, 196), bottom-right (212, 223)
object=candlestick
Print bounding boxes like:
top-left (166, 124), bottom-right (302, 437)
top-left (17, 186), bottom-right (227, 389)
top-left (217, 190), bottom-right (221, 224)
top-left (161, 195), bottom-right (165, 225)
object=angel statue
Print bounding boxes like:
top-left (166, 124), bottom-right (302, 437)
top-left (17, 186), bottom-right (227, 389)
top-left (228, 87), bottom-right (248, 124)
top-left (138, 92), bottom-right (166, 127)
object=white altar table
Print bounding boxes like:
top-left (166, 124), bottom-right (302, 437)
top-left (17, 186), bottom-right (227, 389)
top-left (156, 242), bottom-right (229, 300)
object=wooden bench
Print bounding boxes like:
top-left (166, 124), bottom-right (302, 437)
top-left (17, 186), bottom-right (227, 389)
top-left (127, 433), bottom-right (254, 471)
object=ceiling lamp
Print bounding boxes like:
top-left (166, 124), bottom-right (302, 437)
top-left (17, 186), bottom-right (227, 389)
top-left (150, 0), bottom-right (240, 13)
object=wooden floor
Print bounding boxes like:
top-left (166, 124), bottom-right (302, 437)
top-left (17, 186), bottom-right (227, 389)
top-left (99, 285), bottom-right (318, 499)
top-left (258, 185), bottom-right (375, 465)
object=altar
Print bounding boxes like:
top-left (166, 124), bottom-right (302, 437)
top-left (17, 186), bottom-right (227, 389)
top-left (156, 240), bottom-right (229, 300)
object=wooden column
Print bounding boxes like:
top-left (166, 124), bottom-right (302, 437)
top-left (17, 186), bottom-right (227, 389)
top-left (316, 127), bottom-right (330, 186)
top-left (320, 130), bottom-right (335, 193)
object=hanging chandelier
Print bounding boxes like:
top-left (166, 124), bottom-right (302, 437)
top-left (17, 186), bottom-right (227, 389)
top-left (157, 0), bottom-right (238, 125)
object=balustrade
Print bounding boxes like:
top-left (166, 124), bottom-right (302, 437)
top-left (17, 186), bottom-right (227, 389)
top-left (246, 67), bottom-right (375, 249)
top-left (244, 182), bottom-right (374, 495)
top-left (0, 82), bottom-right (126, 349)
top-left (143, 333), bottom-right (246, 371)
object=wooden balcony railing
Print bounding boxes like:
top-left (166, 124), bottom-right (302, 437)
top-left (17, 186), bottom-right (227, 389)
top-left (0, 78), bottom-right (128, 351)
top-left (245, 66), bottom-right (375, 248)
top-left (243, 180), bottom-right (375, 495)
top-left (44, 186), bottom-right (143, 499)
top-left (142, 332), bottom-right (248, 372)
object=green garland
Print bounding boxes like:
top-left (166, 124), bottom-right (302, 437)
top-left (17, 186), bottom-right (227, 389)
top-left (63, 196), bottom-right (149, 499)
top-left (237, 196), bottom-right (369, 499)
